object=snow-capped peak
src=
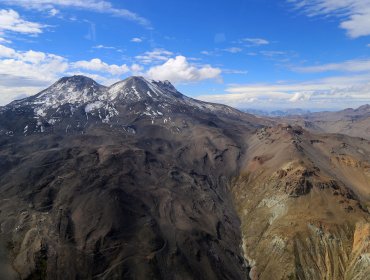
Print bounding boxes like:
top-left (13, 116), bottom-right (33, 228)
top-left (106, 76), bottom-right (182, 102)
top-left (0, 75), bottom-right (243, 136)
top-left (9, 75), bottom-right (183, 111)
top-left (33, 75), bottom-right (106, 109)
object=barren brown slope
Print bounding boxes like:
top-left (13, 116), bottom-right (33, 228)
top-left (0, 76), bottom-right (266, 280)
top-left (232, 124), bottom-right (370, 280)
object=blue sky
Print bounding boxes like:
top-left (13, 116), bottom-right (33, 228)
top-left (0, 0), bottom-right (370, 110)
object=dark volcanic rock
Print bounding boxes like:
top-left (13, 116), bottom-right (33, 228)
top-left (0, 76), bottom-right (261, 279)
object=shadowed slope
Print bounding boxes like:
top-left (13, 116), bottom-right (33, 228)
top-left (0, 76), bottom-right (261, 280)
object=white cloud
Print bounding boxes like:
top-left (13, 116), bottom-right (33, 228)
top-left (294, 58), bottom-right (370, 73)
top-left (0, 36), bottom-right (11, 43)
top-left (63, 71), bottom-right (120, 86)
top-left (200, 47), bottom-right (244, 56)
top-left (200, 49), bottom-right (221, 57)
top-left (135, 49), bottom-right (173, 64)
top-left (93, 44), bottom-right (116, 50)
top-left (0, 44), bottom-right (16, 57)
top-left (49, 8), bottom-right (59, 16)
top-left (201, 50), bottom-right (213, 56)
top-left (0, 45), bottom-right (138, 105)
top-left (72, 58), bottom-right (129, 75)
top-left (289, 92), bottom-right (312, 102)
top-left (130, 63), bottom-right (143, 74)
top-left (0, 46), bottom-right (223, 105)
top-left (198, 74), bottom-right (370, 109)
top-left (242, 38), bottom-right (270, 46)
top-left (224, 47), bottom-right (242, 53)
top-left (131, 37), bottom-right (142, 43)
top-left (260, 50), bottom-right (286, 57)
top-left (1, 0), bottom-right (151, 28)
top-left (146, 55), bottom-right (221, 84)
top-left (0, 48), bottom-right (68, 83)
top-left (0, 9), bottom-right (45, 35)
top-left (222, 69), bottom-right (248, 75)
top-left (289, 0), bottom-right (370, 38)
top-left (0, 45), bottom-right (69, 104)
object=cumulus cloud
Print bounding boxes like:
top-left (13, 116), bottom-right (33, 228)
top-left (131, 37), bottom-right (142, 43)
top-left (0, 44), bottom-right (16, 57)
top-left (146, 55), bottom-right (221, 83)
top-left (135, 49), bottom-right (173, 64)
top-left (130, 63), bottom-right (144, 74)
top-left (48, 8), bottom-right (59, 16)
top-left (0, 0), bottom-right (151, 28)
top-left (72, 58), bottom-right (129, 75)
top-left (289, 0), bottom-right (370, 38)
top-left (0, 44), bottom-right (224, 105)
top-left (0, 45), bottom-right (68, 82)
top-left (0, 45), bottom-right (141, 105)
top-left (0, 45), bottom-right (69, 104)
top-left (0, 9), bottom-right (45, 35)
top-left (289, 92), bottom-right (312, 102)
top-left (198, 74), bottom-right (370, 109)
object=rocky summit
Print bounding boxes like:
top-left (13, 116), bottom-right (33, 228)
top-left (0, 76), bottom-right (369, 280)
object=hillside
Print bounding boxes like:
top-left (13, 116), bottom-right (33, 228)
top-left (0, 76), bottom-right (369, 280)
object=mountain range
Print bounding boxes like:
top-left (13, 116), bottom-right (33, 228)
top-left (242, 108), bottom-right (312, 117)
top-left (0, 76), bottom-right (369, 280)
top-left (276, 105), bottom-right (370, 140)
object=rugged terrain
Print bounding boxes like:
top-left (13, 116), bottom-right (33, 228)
top-left (279, 105), bottom-right (370, 140)
top-left (0, 76), bottom-right (262, 280)
top-left (233, 125), bottom-right (370, 280)
top-left (0, 76), bottom-right (369, 279)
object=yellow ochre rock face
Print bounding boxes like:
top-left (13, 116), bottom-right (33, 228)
top-left (233, 125), bottom-right (370, 280)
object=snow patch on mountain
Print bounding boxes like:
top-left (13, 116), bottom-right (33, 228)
top-left (85, 101), bottom-right (104, 113)
top-left (0, 75), bottom-right (243, 136)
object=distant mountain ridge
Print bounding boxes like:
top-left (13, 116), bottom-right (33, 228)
top-left (243, 108), bottom-right (311, 117)
top-left (276, 104), bottom-right (370, 140)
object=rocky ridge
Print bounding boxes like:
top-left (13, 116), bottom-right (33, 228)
top-left (0, 76), bottom-right (260, 280)
top-left (233, 124), bottom-right (370, 280)
top-left (0, 76), bottom-right (369, 280)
